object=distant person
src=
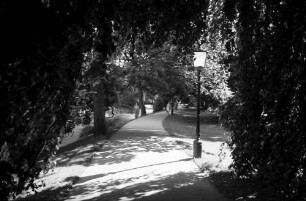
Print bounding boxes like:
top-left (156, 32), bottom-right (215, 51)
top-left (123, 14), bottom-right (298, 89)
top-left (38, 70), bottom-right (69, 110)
top-left (166, 102), bottom-right (172, 115)
top-left (174, 101), bottom-right (178, 110)
top-left (134, 103), bottom-right (140, 118)
top-left (166, 102), bottom-right (170, 114)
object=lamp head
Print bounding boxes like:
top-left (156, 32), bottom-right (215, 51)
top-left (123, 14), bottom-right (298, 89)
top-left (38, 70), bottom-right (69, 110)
top-left (193, 51), bottom-right (207, 67)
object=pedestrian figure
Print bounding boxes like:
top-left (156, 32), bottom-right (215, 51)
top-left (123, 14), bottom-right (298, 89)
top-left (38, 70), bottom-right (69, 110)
top-left (134, 103), bottom-right (140, 118)
top-left (166, 102), bottom-right (171, 115)
top-left (174, 101), bottom-right (178, 110)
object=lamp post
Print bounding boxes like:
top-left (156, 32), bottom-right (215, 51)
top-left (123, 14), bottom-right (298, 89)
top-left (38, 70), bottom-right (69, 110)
top-left (193, 51), bottom-right (207, 158)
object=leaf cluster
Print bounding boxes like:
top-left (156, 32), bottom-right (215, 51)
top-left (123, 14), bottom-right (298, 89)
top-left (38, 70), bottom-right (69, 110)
top-left (220, 0), bottom-right (306, 199)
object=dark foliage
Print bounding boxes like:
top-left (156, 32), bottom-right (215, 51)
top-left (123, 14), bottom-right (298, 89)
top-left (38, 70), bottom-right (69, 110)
top-left (0, 0), bottom-right (95, 199)
top-left (153, 95), bottom-right (168, 113)
top-left (0, 0), bottom-right (212, 200)
top-left (220, 0), bottom-right (306, 199)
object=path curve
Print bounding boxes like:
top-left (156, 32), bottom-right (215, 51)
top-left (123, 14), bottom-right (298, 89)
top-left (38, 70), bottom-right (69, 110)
top-left (65, 111), bottom-right (228, 201)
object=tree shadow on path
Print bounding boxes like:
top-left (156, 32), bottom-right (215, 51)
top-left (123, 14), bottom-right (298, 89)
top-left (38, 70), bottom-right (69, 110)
top-left (68, 170), bottom-right (224, 201)
top-left (207, 171), bottom-right (280, 201)
top-left (64, 117), bottom-right (228, 201)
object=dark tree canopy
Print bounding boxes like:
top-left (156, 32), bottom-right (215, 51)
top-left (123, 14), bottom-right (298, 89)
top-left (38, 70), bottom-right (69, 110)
top-left (220, 0), bottom-right (306, 199)
top-left (0, 0), bottom-right (210, 200)
top-left (0, 1), bottom-right (90, 199)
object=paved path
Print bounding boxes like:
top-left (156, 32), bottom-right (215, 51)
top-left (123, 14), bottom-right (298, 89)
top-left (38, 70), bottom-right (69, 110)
top-left (65, 111), bottom-right (228, 201)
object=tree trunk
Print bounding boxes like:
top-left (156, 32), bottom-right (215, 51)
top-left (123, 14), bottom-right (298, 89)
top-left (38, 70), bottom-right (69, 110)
top-left (93, 80), bottom-right (107, 137)
top-left (139, 88), bottom-right (146, 116)
top-left (171, 95), bottom-right (174, 115)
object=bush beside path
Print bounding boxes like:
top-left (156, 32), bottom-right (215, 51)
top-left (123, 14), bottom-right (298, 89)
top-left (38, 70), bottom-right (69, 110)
top-left (163, 108), bottom-right (278, 201)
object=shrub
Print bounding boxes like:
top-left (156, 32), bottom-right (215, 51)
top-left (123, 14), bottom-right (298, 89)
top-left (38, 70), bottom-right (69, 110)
top-left (153, 96), bottom-right (167, 112)
top-left (221, 1), bottom-right (306, 199)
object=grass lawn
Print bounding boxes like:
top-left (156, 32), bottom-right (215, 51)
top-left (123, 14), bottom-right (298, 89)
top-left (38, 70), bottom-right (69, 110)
top-left (163, 108), bottom-right (278, 201)
top-left (163, 108), bottom-right (232, 173)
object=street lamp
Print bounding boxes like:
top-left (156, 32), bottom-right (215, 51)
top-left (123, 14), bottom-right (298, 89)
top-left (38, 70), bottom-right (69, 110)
top-left (193, 51), bottom-right (207, 158)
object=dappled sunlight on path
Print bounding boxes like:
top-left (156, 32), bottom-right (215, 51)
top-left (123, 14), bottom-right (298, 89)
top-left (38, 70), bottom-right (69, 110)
top-left (65, 112), bottom-right (228, 201)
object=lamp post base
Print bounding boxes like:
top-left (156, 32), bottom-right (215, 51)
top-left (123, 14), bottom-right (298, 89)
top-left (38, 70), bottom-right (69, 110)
top-left (193, 140), bottom-right (202, 158)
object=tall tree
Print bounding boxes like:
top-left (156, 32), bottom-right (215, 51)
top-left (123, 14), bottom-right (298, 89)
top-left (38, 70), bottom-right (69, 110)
top-left (0, 1), bottom-right (96, 199)
top-left (122, 39), bottom-right (190, 115)
top-left (220, 0), bottom-right (306, 199)
top-left (113, 0), bottom-right (210, 115)
top-left (0, 0), bottom-right (211, 199)
top-left (82, 52), bottom-right (108, 137)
